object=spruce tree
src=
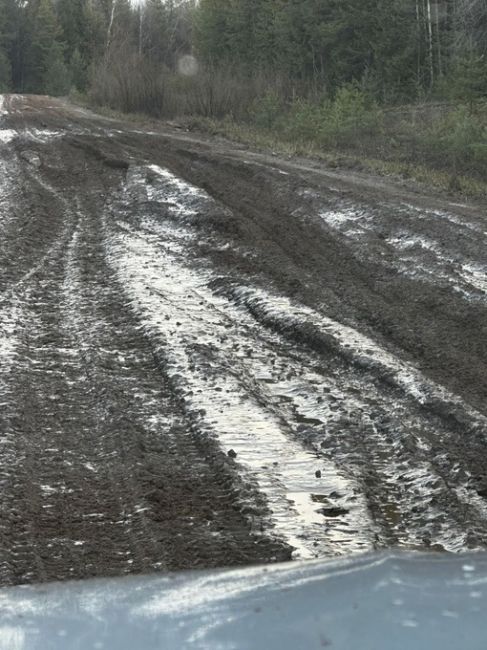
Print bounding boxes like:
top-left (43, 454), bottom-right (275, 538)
top-left (0, 0), bottom-right (12, 91)
top-left (24, 0), bottom-right (67, 93)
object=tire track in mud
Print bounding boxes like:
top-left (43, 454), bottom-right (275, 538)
top-left (315, 199), bottom-right (487, 303)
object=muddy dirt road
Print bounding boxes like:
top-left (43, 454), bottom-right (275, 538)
top-left (1, 95), bottom-right (487, 586)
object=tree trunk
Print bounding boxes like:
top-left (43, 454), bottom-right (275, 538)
top-left (138, 6), bottom-right (143, 56)
top-left (434, 1), bottom-right (443, 77)
top-left (106, 0), bottom-right (117, 56)
top-left (426, 0), bottom-right (435, 86)
top-left (416, 0), bottom-right (422, 87)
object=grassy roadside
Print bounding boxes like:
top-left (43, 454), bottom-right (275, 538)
top-left (72, 93), bottom-right (487, 202)
top-left (182, 115), bottom-right (487, 202)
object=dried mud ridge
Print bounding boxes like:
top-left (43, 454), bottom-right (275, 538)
top-left (0, 95), bottom-right (487, 586)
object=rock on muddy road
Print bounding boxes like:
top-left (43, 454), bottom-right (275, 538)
top-left (1, 94), bottom-right (487, 586)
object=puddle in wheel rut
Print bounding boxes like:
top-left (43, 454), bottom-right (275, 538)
top-left (316, 201), bottom-right (487, 300)
top-left (104, 163), bottom-right (487, 559)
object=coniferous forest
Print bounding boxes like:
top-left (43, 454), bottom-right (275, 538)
top-left (1, 0), bottom-right (487, 185)
top-left (1, 0), bottom-right (487, 100)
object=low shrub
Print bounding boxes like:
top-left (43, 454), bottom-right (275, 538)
top-left (250, 91), bottom-right (284, 130)
top-left (320, 86), bottom-right (383, 148)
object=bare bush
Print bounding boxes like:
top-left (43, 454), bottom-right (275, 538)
top-left (90, 45), bottom-right (167, 116)
top-left (90, 48), bottom-right (291, 121)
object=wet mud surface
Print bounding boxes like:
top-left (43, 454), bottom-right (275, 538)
top-left (1, 95), bottom-right (487, 585)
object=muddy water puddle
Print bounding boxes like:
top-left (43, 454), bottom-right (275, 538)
top-left (315, 198), bottom-right (487, 300)
top-left (107, 228), bottom-right (374, 558)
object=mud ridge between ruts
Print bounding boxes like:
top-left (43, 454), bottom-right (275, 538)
top-left (213, 280), bottom-right (487, 438)
top-left (1, 94), bottom-right (487, 585)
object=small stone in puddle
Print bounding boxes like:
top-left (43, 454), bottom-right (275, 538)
top-left (319, 506), bottom-right (349, 518)
top-left (20, 150), bottom-right (41, 167)
top-left (227, 449), bottom-right (237, 459)
top-left (315, 470), bottom-right (322, 479)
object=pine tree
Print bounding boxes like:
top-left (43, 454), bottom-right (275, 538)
top-left (24, 0), bottom-right (67, 93)
top-left (0, 50), bottom-right (11, 92)
top-left (195, 0), bottom-right (231, 64)
top-left (0, 0), bottom-right (12, 91)
top-left (143, 0), bottom-right (170, 63)
top-left (82, 0), bottom-right (108, 66)
top-left (56, 0), bottom-right (87, 60)
top-left (44, 46), bottom-right (71, 96)
top-left (70, 47), bottom-right (87, 91)
top-left (451, 52), bottom-right (487, 110)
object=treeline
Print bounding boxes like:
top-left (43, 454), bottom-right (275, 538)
top-left (1, 0), bottom-right (486, 103)
top-left (202, 0), bottom-right (487, 102)
top-left (196, 0), bottom-right (487, 103)
top-left (0, 0), bottom-right (195, 96)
